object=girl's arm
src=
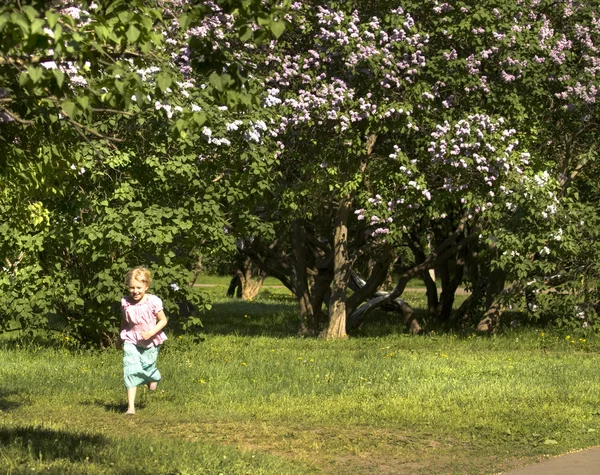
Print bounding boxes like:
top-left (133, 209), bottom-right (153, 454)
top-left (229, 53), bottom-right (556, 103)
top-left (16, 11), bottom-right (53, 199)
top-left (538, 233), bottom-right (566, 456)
top-left (118, 307), bottom-right (127, 349)
top-left (141, 310), bottom-right (168, 341)
top-left (119, 308), bottom-right (127, 336)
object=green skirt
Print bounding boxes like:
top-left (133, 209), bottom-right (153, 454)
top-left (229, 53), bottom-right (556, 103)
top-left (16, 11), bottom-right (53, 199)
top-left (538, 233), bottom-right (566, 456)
top-left (123, 342), bottom-right (162, 389)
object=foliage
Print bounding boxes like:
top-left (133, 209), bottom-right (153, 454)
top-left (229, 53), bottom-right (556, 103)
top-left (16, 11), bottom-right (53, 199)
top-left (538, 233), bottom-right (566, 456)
top-left (229, 0), bottom-right (600, 332)
top-left (1, 0), bottom-right (600, 342)
top-left (0, 0), bottom-right (288, 344)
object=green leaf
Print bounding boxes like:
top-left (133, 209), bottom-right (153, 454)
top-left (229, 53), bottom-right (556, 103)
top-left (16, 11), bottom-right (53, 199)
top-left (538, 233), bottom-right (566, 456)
top-left (27, 66), bottom-right (43, 84)
top-left (544, 439), bottom-right (558, 445)
top-left (52, 69), bottom-right (65, 88)
top-left (239, 93), bottom-right (252, 106)
top-left (256, 12), bottom-right (270, 26)
top-left (30, 18), bottom-right (45, 35)
top-left (193, 112), bottom-right (207, 126)
top-left (209, 72), bottom-right (223, 92)
top-left (77, 96), bottom-right (90, 110)
top-left (53, 23), bottom-right (62, 40)
top-left (126, 24), bottom-right (141, 43)
top-left (239, 25), bottom-right (252, 41)
top-left (21, 5), bottom-right (38, 21)
top-left (0, 13), bottom-right (10, 32)
top-left (178, 13), bottom-right (191, 30)
top-left (46, 10), bottom-right (59, 29)
top-left (61, 99), bottom-right (78, 119)
top-left (118, 11), bottom-right (133, 23)
top-left (270, 20), bottom-right (285, 39)
top-left (253, 30), bottom-right (267, 46)
top-left (11, 12), bottom-right (30, 35)
top-left (19, 72), bottom-right (29, 86)
top-left (94, 24), bottom-right (109, 41)
top-left (157, 73), bottom-right (172, 92)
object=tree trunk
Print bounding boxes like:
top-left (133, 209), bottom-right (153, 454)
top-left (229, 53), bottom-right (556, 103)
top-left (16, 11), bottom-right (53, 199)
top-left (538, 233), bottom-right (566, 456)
top-left (188, 254), bottom-right (203, 287)
top-left (477, 279), bottom-right (516, 333)
top-left (346, 249), bottom-right (393, 316)
top-left (240, 275), bottom-right (265, 300)
top-left (228, 255), bottom-right (266, 301)
top-left (325, 197), bottom-right (352, 339)
top-left (292, 220), bottom-right (317, 335)
top-left (422, 269), bottom-right (439, 316)
top-left (226, 275), bottom-right (242, 298)
top-left (433, 248), bottom-right (465, 322)
top-left (347, 272), bottom-right (422, 333)
top-left (239, 256), bottom-right (266, 300)
top-left (408, 235), bottom-right (439, 314)
top-left (311, 270), bottom-right (333, 331)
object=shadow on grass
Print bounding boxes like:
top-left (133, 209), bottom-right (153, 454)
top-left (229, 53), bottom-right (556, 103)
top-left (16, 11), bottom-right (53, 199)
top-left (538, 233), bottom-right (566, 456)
top-left (347, 307), bottom-right (434, 338)
top-left (0, 390), bottom-right (23, 412)
top-left (0, 426), bottom-right (107, 463)
top-left (199, 300), bottom-right (300, 337)
top-left (80, 398), bottom-right (146, 413)
top-left (199, 297), bottom-right (427, 338)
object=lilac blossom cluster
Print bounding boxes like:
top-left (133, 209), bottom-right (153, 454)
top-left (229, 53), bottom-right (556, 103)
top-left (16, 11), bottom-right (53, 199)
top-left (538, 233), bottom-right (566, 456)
top-left (185, 1), bottom-right (235, 50)
top-left (430, 1), bottom-right (599, 107)
top-left (354, 197), bottom-right (394, 239)
top-left (265, 5), bottom-right (426, 134)
top-left (427, 115), bottom-right (522, 202)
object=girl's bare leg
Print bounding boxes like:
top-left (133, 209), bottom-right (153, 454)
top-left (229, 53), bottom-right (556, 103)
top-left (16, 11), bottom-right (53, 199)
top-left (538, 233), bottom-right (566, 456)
top-left (126, 387), bottom-right (137, 414)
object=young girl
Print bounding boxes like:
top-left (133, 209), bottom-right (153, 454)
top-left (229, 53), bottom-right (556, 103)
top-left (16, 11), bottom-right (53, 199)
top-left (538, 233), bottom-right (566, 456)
top-left (120, 266), bottom-right (168, 415)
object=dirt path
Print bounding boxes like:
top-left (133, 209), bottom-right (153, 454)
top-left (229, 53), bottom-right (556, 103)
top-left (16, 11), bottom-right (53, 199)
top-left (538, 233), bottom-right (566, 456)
top-left (499, 446), bottom-right (600, 475)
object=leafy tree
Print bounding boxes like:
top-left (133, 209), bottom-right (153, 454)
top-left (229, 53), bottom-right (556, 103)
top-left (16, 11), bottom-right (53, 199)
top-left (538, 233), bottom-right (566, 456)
top-left (0, 0), bottom-right (288, 344)
top-left (233, 0), bottom-right (600, 337)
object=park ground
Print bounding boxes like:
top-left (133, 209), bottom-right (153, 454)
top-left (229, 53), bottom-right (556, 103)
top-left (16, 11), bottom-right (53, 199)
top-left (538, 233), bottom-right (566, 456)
top-left (2, 278), bottom-right (600, 474)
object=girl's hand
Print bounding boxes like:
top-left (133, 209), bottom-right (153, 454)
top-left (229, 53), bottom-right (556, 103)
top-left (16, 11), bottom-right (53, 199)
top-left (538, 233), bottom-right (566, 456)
top-left (141, 330), bottom-right (153, 340)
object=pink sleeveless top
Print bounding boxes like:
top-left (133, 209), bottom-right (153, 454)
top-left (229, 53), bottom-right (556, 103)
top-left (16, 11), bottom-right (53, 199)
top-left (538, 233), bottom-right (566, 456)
top-left (120, 294), bottom-right (167, 348)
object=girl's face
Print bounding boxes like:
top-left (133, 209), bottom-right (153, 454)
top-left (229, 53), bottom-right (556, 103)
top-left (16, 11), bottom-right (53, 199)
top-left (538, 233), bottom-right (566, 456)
top-left (129, 278), bottom-right (149, 302)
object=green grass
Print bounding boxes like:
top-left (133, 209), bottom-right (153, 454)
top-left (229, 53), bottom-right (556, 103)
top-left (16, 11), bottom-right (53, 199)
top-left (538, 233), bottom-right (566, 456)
top-left (194, 275), bottom-right (437, 292)
top-left (2, 284), bottom-right (600, 474)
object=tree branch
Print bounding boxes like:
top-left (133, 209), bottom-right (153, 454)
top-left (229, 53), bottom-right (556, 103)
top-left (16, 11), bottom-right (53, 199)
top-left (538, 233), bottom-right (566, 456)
top-left (91, 108), bottom-right (136, 116)
top-left (0, 106), bottom-right (33, 125)
top-left (66, 117), bottom-right (124, 144)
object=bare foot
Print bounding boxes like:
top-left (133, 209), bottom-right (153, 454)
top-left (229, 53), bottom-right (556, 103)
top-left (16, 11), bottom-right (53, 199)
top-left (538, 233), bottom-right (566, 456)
top-left (148, 382), bottom-right (158, 391)
top-left (125, 409), bottom-right (135, 415)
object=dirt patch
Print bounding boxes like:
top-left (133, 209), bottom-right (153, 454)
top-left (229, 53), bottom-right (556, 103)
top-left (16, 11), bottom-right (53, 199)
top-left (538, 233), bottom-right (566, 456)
top-left (148, 420), bottom-right (485, 473)
top-left (25, 410), bottom-right (533, 474)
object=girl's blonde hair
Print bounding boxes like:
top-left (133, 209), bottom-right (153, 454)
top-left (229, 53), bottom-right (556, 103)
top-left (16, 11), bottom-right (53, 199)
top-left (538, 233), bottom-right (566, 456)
top-left (126, 266), bottom-right (152, 286)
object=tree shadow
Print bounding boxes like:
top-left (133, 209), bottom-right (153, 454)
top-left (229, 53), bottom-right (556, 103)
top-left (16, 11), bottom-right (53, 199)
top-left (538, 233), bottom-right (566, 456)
top-left (349, 308), bottom-right (430, 337)
top-left (0, 390), bottom-right (24, 412)
top-left (199, 299), bottom-right (425, 338)
top-left (0, 426), bottom-right (107, 463)
top-left (198, 300), bottom-right (300, 337)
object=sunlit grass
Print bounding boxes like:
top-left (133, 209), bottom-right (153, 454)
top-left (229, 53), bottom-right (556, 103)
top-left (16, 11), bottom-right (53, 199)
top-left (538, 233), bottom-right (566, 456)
top-left (2, 281), bottom-right (600, 474)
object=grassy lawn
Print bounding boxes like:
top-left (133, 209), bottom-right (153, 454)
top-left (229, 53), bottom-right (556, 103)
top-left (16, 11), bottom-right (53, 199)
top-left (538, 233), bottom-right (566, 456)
top-left (2, 280), bottom-right (600, 474)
